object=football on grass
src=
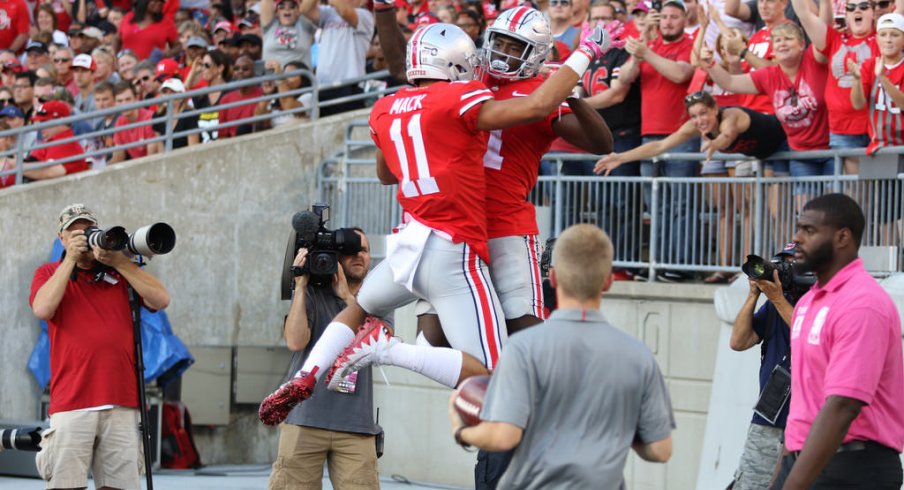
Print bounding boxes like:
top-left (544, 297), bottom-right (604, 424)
top-left (453, 375), bottom-right (491, 427)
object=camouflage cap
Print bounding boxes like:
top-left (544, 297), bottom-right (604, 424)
top-left (58, 203), bottom-right (97, 232)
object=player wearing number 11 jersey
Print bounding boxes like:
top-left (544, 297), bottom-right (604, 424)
top-left (259, 20), bottom-right (620, 426)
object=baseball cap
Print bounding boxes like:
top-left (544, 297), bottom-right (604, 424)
top-left (213, 20), bottom-right (235, 33)
top-left (32, 100), bottom-right (72, 122)
top-left (160, 77), bottom-right (186, 93)
top-left (72, 54), bottom-right (96, 71)
top-left (155, 58), bottom-right (180, 81)
top-left (777, 242), bottom-right (797, 256)
top-left (238, 16), bottom-right (258, 29)
top-left (96, 20), bottom-right (118, 36)
top-left (631, 1), bottom-right (650, 12)
top-left (58, 203), bottom-right (98, 232)
top-left (79, 26), bottom-right (104, 40)
top-left (663, 0), bottom-right (687, 11)
top-left (25, 39), bottom-right (48, 53)
top-left (0, 105), bottom-right (24, 119)
top-left (2, 60), bottom-right (23, 73)
top-left (185, 35), bottom-right (209, 49)
top-left (877, 13), bottom-right (904, 32)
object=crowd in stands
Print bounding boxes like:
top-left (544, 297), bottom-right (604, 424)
top-left (0, 0), bottom-right (901, 281)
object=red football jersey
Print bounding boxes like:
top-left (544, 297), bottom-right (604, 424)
top-left (820, 28), bottom-right (877, 135)
top-left (483, 77), bottom-right (572, 238)
top-left (640, 34), bottom-right (694, 135)
top-left (861, 57), bottom-right (904, 155)
top-left (370, 80), bottom-right (493, 261)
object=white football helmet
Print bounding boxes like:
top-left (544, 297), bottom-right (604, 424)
top-left (481, 6), bottom-right (553, 80)
top-left (406, 23), bottom-right (480, 83)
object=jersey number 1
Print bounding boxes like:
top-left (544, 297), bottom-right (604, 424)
top-left (390, 115), bottom-right (440, 197)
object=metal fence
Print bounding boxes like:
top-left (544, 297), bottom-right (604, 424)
top-left (320, 120), bottom-right (904, 278)
top-left (0, 69), bottom-right (401, 186)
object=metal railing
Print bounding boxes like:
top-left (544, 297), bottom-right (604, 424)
top-left (320, 120), bottom-right (904, 278)
top-left (0, 69), bottom-right (402, 186)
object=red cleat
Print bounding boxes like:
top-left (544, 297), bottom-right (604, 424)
top-left (326, 318), bottom-right (395, 392)
top-left (258, 366), bottom-right (319, 426)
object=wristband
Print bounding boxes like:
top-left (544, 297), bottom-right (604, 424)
top-left (454, 426), bottom-right (473, 450)
top-left (563, 50), bottom-right (592, 77)
top-left (739, 48), bottom-right (749, 59)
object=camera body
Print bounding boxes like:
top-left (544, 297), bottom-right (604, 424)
top-left (283, 204), bottom-right (362, 295)
top-left (742, 254), bottom-right (815, 297)
top-left (539, 237), bottom-right (557, 312)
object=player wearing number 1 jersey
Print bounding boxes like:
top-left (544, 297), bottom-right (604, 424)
top-left (259, 20), bottom-right (620, 426)
top-left (375, 7), bottom-right (615, 348)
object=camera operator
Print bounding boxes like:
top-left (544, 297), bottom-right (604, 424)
top-left (268, 228), bottom-right (388, 489)
top-left (729, 243), bottom-right (797, 490)
top-left (28, 203), bottom-right (170, 490)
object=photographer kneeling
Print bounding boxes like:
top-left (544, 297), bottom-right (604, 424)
top-left (268, 227), bottom-right (387, 490)
top-left (729, 243), bottom-right (811, 490)
top-left (29, 203), bottom-right (170, 490)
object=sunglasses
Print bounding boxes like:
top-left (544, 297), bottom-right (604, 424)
top-left (138, 74), bottom-right (152, 82)
top-left (37, 95), bottom-right (54, 103)
top-left (550, 0), bottom-right (572, 5)
top-left (684, 91), bottom-right (708, 105)
top-left (117, 49), bottom-right (136, 59)
top-left (53, 57), bottom-right (71, 63)
top-left (613, 7), bottom-right (626, 12)
top-left (877, 0), bottom-right (891, 7)
top-left (0, 98), bottom-right (12, 105)
top-left (277, 2), bottom-right (297, 8)
top-left (845, 2), bottom-right (872, 11)
top-left (202, 62), bottom-right (214, 69)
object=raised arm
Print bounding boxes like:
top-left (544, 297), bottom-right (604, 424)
top-left (792, 0), bottom-right (828, 52)
top-left (261, 0), bottom-right (275, 28)
top-left (373, 0), bottom-right (407, 80)
top-left (705, 59), bottom-right (759, 94)
top-left (478, 24), bottom-right (622, 130)
top-left (725, 0), bottom-right (753, 20)
top-left (329, 0), bottom-right (359, 28)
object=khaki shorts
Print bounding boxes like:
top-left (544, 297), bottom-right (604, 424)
top-left (268, 424), bottom-right (378, 490)
top-left (36, 407), bottom-right (143, 489)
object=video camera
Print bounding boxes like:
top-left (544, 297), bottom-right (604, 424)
top-left (741, 254), bottom-right (815, 297)
top-left (0, 427), bottom-right (42, 452)
top-left (84, 223), bottom-right (177, 258)
top-left (281, 203), bottom-right (362, 298)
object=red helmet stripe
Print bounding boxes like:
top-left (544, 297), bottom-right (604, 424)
top-left (507, 6), bottom-right (530, 32)
top-left (410, 26), bottom-right (427, 69)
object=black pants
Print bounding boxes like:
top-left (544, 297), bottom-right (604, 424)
top-left (770, 441), bottom-right (902, 489)
top-left (475, 449), bottom-right (514, 489)
top-left (317, 85), bottom-right (365, 118)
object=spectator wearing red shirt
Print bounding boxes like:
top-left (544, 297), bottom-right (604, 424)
top-left (23, 100), bottom-right (90, 180)
top-left (0, 0), bottom-right (31, 52)
top-left (706, 22), bottom-right (833, 179)
top-left (219, 55), bottom-right (263, 138)
top-left (724, 0), bottom-right (790, 114)
top-left (109, 82), bottom-right (160, 163)
top-left (618, 0), bottom-right (697, 281)
top-left (849, 13), bottom-right (904, 155)
top-left (0, 120), bottom-right (16, 188)
top-left (119, 0), bottom-right (179, 60)
top-left (794, 0), bottom-right (877, 175)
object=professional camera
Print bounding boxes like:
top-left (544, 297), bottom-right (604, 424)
top-left (281, 203), bottom-right (362, 298)
top-left (85, 223), bottom-right (176, 258)
top-left (0, 427), bottom-right (42, 452)
top-left (742, 254), bottom-right (815, 295)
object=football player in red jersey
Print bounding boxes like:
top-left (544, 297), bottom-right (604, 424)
top-left (259, 20), bottom-right (621, 427)
top-left (379, 6), bottom-right (616, 349)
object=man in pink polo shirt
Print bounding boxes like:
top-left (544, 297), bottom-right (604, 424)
top-left (772, 193), bottom-right (904, 489)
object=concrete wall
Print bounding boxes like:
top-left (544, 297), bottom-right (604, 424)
top-left (0, 109), bottom-right (726, 489)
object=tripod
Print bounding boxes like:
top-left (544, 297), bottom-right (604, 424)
top-left (127, 285), bottom-right (154, 490)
